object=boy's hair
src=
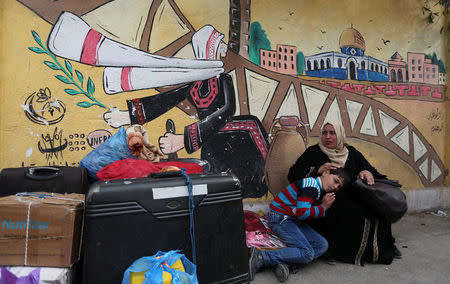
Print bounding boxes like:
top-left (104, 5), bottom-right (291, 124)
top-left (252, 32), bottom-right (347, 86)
top-left (329, 167), bottom-right (350, 187)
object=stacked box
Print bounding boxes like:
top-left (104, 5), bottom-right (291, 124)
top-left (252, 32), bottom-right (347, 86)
top-left (0, 192), bottom-right (84, 267)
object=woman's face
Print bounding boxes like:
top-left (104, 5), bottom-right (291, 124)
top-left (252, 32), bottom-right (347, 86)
top-left (321, 124), bottom-right (338, 149)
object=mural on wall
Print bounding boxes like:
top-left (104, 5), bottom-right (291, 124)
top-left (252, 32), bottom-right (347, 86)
top-left (87, 130), bottom-right (112, 149)
top-left (29, 31), bottom-right (106, 108)
top-left (37, 127), bottom-right (68, 161)
top-left (4, 0), bottom-right (448, 198)
top-left (23, 87), bottom-right (67, 125)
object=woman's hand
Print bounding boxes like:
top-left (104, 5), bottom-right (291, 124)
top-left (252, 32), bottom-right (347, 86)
top-left (322, 193), bottom-right (336, 210)
top-left (358, 170), bottom-right (374, 185)
top-left (318, 162), bottom-right (340, 174)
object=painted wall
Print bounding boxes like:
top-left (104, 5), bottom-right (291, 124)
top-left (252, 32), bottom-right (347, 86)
top-left (0, 0), bottom-right (448, 200)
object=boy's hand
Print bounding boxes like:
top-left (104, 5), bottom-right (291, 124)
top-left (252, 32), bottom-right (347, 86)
top-left (322, 193), bottom-right (335, 210)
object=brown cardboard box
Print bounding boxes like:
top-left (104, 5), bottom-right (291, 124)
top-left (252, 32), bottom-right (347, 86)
top-left (0, 192), bottom-right (84, 267)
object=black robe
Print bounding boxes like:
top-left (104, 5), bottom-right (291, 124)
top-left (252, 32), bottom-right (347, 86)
top-left (288, 144), bottom-right (395, 265)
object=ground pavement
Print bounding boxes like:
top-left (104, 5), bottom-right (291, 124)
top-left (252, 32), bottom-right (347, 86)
top-left (252, 211), bottom-right (450, 284)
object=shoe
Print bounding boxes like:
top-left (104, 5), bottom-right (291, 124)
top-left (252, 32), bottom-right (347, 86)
top-left (248, 247), bottom-right (264, 281)
top-left (273, 263), bottom-right (289, 282)
top-left (320, 254), bottom-right (337, 265)
top-left (393, 245), bottom-right (402, 259)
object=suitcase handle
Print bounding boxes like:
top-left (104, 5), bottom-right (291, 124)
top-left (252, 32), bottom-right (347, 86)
top-left (149, 170), bottom-right (182, 178)
top-left (25, 167), bottom-right (63, 180)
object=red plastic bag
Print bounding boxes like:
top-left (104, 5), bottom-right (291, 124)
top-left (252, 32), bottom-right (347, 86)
top-left (97, 159), bottom-right (204, 180)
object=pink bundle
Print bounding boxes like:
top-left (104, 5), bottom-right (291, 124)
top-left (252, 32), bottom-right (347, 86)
top-left (244, 210), bottom-right (287, 250)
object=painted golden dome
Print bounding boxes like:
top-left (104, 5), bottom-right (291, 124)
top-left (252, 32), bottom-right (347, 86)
top-left (339, 27), bottom-right (365, 51)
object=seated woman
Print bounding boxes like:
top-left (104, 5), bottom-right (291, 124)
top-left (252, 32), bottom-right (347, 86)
top-left (288, 120), bottom-right (401, 265)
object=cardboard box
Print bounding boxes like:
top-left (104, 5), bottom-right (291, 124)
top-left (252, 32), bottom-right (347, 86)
top-left (0, 192), bottom-right (84, 267)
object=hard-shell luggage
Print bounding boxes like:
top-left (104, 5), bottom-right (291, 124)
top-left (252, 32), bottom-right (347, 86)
top-left (0, 166), bottom-right (89, 197)
top-left (82, 172), bottom-right (249, 284)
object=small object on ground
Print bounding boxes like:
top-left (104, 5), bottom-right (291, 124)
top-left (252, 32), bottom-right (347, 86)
top-left (430, 210), bottom-right (447, 217)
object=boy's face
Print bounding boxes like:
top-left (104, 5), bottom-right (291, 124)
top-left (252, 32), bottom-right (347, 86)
top-left (321, 172), bottom-right (344, 192)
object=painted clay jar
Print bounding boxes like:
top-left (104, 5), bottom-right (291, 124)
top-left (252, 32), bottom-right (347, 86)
top-left (264, 116), bottom-right (309, 197)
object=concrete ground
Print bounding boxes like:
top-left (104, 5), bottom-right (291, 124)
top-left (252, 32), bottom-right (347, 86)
top-left (252, 211), bottom-right (450, 284)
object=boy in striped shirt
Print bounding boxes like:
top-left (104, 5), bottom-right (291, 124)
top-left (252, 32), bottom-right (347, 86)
top-left (249, 168), bottom-right (348, 282)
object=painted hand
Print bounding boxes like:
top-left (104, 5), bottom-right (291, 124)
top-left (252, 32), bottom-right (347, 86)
top-left (159, 133), bottom-right (184, 154)
top-left (103, 108), bottom-right (131, 128)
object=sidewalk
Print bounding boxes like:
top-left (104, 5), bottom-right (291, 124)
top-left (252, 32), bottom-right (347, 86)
top-left (252, 212), bottom-right (450, 284)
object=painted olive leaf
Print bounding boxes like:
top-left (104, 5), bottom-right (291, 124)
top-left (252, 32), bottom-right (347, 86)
top-left (31, 31), bottom-right (43, 46)
top-left (55, 75), bottom-right (72, 84)
top-left (64, 88), bottom-right (81, 95)
top-left (76, 101), bottom-right (94, 108)
top-left (65, 60), bottom-right (73, 76)
top-left (75, 70), bottom-right (84, 85)
top-left (87, 77), bottom-right (95, 95)
top-left (44, 61), bottom-right (60, 70)
top-left (28, 46), bottom-right (45, 54)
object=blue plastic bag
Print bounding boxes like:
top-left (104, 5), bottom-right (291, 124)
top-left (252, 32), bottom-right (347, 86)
top-left (122, 251), bottom-right (198, 284)
top-left (79, 126), bottom-right (135, 181)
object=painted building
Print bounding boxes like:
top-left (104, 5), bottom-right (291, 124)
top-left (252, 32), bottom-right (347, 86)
top-left (260, 44), bottom-right (297, 75)
top-left (439, 72), bottom-right (446, 85)
top-left (424, 59), bottom-right (439, 85)
top-left (305, 27), bottom-right (389, 81)
top-left (407, 52), bottom-right (425, 83)
top-left (407, 52), bottom-right (439, 85)
top-left (260, 49), bottom-right (277, 72)
top-left (388, 52), bottom-right (406, 82)
top-left (276, 44), bottom-right (297, 75)
top-left (229, 0), bottom-right (251, 59)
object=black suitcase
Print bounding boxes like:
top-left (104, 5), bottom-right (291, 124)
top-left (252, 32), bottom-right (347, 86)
top-left (82, 172), bottom-right (249, 284)
top-left (0, 166), bottom-right (89, 197)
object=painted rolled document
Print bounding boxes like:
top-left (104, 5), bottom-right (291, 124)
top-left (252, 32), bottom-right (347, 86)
top-left (103, 66), bottom-right (224, 94)
top-left (47, 12), bottom-right (223, 69)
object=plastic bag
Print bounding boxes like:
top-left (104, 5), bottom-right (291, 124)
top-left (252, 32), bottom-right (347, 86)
top-left (122, 251), bottom-right (198, 284)
top-left (0, 267), bottom-right (40, 284)
top-left (244, 210), bottom-right (287, 249)
top-left (96, 159), bottom-right (205, 180)
top-left (79, 126), bottom-right (135, 181)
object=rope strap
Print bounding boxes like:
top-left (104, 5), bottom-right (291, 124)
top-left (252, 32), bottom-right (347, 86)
top-left (180, 168), bottom-right (196, 264)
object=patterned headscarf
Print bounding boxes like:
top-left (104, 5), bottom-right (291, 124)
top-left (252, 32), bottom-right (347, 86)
top-left (318, 120), bottom-right (349, 167)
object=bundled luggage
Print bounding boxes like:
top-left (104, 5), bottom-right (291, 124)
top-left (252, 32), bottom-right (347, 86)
top-left (82, 172), bottom-right (249, 284)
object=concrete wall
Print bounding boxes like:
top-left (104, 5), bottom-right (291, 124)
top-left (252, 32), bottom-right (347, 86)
top-left (0, 0), bottom-right (448, 207)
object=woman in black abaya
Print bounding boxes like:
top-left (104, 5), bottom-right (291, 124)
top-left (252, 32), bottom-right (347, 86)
top-left (288, 120), bottom-right (400, 265)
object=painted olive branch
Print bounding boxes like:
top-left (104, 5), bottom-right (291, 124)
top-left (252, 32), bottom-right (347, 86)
top-left (28, 30), bottom-right (107, 109)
